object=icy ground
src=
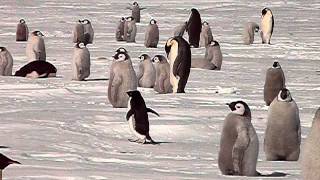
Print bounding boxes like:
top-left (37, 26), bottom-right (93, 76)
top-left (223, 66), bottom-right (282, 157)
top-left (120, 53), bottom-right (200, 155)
top-left (0, 0), bottom-right (319, 179)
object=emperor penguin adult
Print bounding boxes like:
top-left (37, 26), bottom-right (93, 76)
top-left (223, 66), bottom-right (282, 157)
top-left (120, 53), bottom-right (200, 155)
top-left (243, 22), bottom-right (259, 45)
top-left (165, 36), bottom-right (191, 93)
top-left (137, 54), bottom-right (156, 88)
top-left (127, 2), bottom-right (146, 23)
top-left (72, 42), bottom-right (90, 81)
top-left (144, 19), bottom-right (159, 48)
top-left (302, 108), bottom-right (320, 180)
top-left (126, 90), bottom-right (159, 144)
top-left (0, 153), bottom-right (20, 179)
top-left (0, 47), bottom-right (13, 76)
top-left (124, 16), bottom-right (137, 43)
top-left (152, 55), bottom-right (172, 94)
top-left (263, 61), bottom-right (286, 106)
top-left (16, 19), bottom-right (29, 41)
top-left (186, 8), bottom-right (202, 48)
top-left (116, 17), bottom-right (125, 41)
top-left (73, 20), bottom-right (85, 44)
top-left (199, 21), bottom-right (214, 47)
top-left (108, 49), bottom-right (138, 108)
top-left (218, 101), bottom-right (260, 176)
top-left (26, 30), bottom-right (46, 61)
top-left (260, 8), bottom-right (274, 44)
top-left (173, 21), bottom-right (187, 37)
top-left (14, 61), bottom-right (57, 78)
top-left (264, 88), bottom-right (301, 161)
top-left (82, 19), bottom-right (94, 44)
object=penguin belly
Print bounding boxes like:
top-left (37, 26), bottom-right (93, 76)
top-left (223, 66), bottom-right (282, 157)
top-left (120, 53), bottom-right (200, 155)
top-left (168, 50), bottom-right (180, 93)
top-left (128, 117), bottom-right (146, 140)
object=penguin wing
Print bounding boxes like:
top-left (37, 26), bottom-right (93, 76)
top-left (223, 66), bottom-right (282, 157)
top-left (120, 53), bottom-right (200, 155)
top-left (126, 109), bottom-right (134, 120)
top-left (232, 125), bottom-right (250, 174)
top-left (271, 16), bottom-right (274, 35)
top-left (137, 63), bottom-right (144, 80)
top-left (139, 7), bottom-right (146, 10)
top-left (147, 108), bottom-right (160, 117)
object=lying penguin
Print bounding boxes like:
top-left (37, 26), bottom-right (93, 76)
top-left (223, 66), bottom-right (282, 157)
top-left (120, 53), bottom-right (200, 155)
top-left (14, 61), bottom-right (57, 78)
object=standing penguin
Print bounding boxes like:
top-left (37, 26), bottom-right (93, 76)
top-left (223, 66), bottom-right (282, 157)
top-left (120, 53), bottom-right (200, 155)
top-left (16, 19), bottom-right (29, 41)
top-left (73, 20), bottom-right (85, 44)
top-left (126, 2), bottom-right (146, 23)
top-left (243, 22), bottom-right (259, 45)
top-left (124, 16), bottom-right (137, 43)
top-left (173, 21), bottom-right (187, 37)
top-left (264, 61), bottom-right (285, 106)
top-left (126, 90), bottom-right (159, 144)
top-left (264, 88), bottom-right (301, 161)
top-left (218, 101), bottom-right (259, 176)
top-left (116, 17), bottom-right (125, 41)
top-left (199, 21), bottom-right (214, 47)
top-left (0, 47), bottom-right (13, 76)
top-left (165, 36), bottom-right (191, 93)
top-left (26, 31), bottom-right (46, 61)
top-left (261, 8), bottom-right (274, 44)
top-left (302, 108), bottom-right (320, 180)
top-left (152, 55), bottom-right (172, 94)
top-left (82, 19), bottom-right (94, 44)
top-left (72, 42), bottom-right (90, 81)
top-left (137, 54), bottom-right (156, 88)
top-left (186, 8), bottom-right (202, 48)
top-left (108, 50), bottom-right (138, 108)
top-left (206, 40), bottom-right (223, 70)
top-left (144, 19), bottom-right (159, 48)
top-left (0, 153), bottom-right (20, 179)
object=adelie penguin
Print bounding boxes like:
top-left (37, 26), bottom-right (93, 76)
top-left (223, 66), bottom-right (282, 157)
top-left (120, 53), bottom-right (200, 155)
top-left (264, 88), bottom-right (301, 161)
top-left (144, 19), bottom-right (159, 48)
top-left (0, 47), bottom-right (13, 76)
top-left (26, 31), bottom-right (46, 61)
top-left (218, 101), bottom-right (260, 176)
top-left (16, 19), bottom-right (29, 41)
top-left (199, 21), bottom-right (214, 47)
top-left (165, 36), bottom-right (191, 93)
top-left (126, 2), bottom-right (146, 23)
top-left (126, 90), bottom-right (159, 144)
top-left (186, 8), bottom-right (202, 48)
top-left (72, 42), bottom-right (90, 81)
top-left (261, 8), bottom-right (274, 44)
top-left (264, 61), bottom-right (285, 106)
top-left (137, 54), bottom-right (156, 88)
top-left (0, 153), bottom-right (20, 179)
top-left (243, 22), bottom-right (259, 45)
top-left (152, 55), bottom-right (172, 94)
top-left (14, 61), bottom-right (57, 78)
top-left (115, 17), bottom-right (125, 41)
top-left (124, 16), bottom-right (137, 43)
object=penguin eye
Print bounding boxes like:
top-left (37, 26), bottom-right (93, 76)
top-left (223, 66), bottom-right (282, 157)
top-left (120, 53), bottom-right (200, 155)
top-left (118, 54), bottom-right (126, 60)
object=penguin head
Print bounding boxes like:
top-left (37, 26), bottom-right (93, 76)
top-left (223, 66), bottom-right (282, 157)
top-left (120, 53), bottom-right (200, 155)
top-left (165, 37), bottom-right (177, 57)
top-left (202, 21), bottom-right (209, 26)
top-left (138, 54), bottom-right (150, 62)
top-left (0, 47), bottom-right (6, 52)
top-left (152, 55), bottom-right (167, 63)
top-left (115, 47), bottom-right (127, 53)
top-left (150, 19), bottom-right (157, 25)
top-left (272, 61), bottom-right (281, 68)
top-left (82, 19), bottom-right (91, 24)
top-left (113, 52), bottom-right (129, 62)
top-left (19, 19), bottom-right (26, 24)
top-left (227, 101), bottom-right (251, 117)
top-left (262, 8), bottom-right (272, 17)
top-left (210, 40), bottom-right (220, 46)
top-left (133, 2), bottom-right (139, 6)
top-left (254, 25), bottom-right (260, 32)
top-left (120, 17), bottom-right (125, 22)
top-left (126, 90), bottom-right (141, 98)
top-left (32, 31), bottom-right (44, 37)
top-left (0, 153), bottom-right (21, 170)
top-left (76, 42), bottom-right (86, 49)
top-left (126, 16), bottom-right (134, 21)
top-left (278, 88), bottom-right (293, 102)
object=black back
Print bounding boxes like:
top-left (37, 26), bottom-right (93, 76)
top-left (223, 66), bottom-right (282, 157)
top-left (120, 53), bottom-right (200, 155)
top-left (14, 61), bottom-right (57, 77)
top-left (0, 153), bottom-right (20, 170)
top-left (186, 8), bottom-right (202, 47)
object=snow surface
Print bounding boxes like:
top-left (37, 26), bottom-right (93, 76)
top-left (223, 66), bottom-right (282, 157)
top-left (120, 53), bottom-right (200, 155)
top-left (0, 0), bottom-right (319, 179)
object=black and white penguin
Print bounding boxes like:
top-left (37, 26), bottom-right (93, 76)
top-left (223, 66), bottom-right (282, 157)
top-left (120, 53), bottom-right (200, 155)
top-left (126, 90), bottom-right (159, 144)
top-left (16, 19), bottom-right (29, 41)
top-left (261, 8), bottom-right (274, 44)
top-left (14, 61), bottom-right (57, 78)
top-left (0, 153), bottom-right (20, 178)
top-left (186, 8), bottom-right (202, 48)
top-left (165, 36), bottom-right (191, 93)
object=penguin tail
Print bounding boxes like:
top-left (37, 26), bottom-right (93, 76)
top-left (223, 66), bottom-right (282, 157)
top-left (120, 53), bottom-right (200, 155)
top-left (9, 160), bottom-right (21, 165)
top-left (146, 134), bottom-right (158, 145)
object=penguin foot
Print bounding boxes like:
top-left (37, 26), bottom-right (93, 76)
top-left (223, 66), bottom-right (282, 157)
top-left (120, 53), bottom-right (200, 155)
top-left (128, 138), bottom-right (146, 144)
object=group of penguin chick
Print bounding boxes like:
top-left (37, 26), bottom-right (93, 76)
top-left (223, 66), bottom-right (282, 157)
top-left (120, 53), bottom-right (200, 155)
top-left (0, 2), bottom-right (319, 179)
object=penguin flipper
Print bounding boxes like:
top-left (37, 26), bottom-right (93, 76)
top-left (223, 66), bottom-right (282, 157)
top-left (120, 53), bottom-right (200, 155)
top-left (147, 108), bottom-right (160, 117)
top-left (126, 109), bottom-right (134, 120)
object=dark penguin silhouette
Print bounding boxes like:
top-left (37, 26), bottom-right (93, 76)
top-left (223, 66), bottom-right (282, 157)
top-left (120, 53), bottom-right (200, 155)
top-left (126, 90), bottom-right (159, 144)
top-left (186, 8), bottom-right (202, 48)
top-left (14, 61), bottom-right (57, 78)
top-left (0, 153), bottom-right (20, 179)
top-left (16, 19), bottom-right (29, 41)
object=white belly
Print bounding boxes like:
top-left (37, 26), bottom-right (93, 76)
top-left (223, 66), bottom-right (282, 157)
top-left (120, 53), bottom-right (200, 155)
top-left (168, 50), bottom-right (180, 93)
top-left (128, 117), bottom-right (145, 140)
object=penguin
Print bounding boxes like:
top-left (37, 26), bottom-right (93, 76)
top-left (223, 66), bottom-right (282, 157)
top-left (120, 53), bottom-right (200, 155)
top-left (165, 36), bottom-right (191, 93)
top-left (108, 50), bottom-right (138, 108)
top-left (137, 54), bottom-right (156, 88)
top-left (261, 8), bottom-right (274, 44)
top-left (26, 31), bottom-right (46, 61)
top-left (126, 90), bottom-right (159, 144)
top-left (16, 19), bottom-right (29, 41)
top-left (206, 40), bottom-right (223, 70)
top-left (218, 101), bottom-right (259, 176)
top-left (116, 17), bottom-right (125, 41)
top-left (199, 21), bottom-right (214, 47)
top-left (264, 61), bottom-right (286, 106)
top-left (264, 88), bottom-right (301, 161)
top-left (115, 47), bottom-right (128, 54)
top-left (126, 2), bottom-right (146, 23)
top-left (73, 20), bottom-right (85, 44)
top-left (243, 22), bottom-right (259, 45)
top-left (72, 42), bottom-right (90, 81)
top-left (14, 61), bottom-right (57, 78)
top-left (144, 19), bottom-right (159, 48)
top-left (173, 21), bottom-right (187, 37)
top-left (124, 16), bottom-right (137, 43)
top-left (302, 108), bottom-right (320, 180)
top-left (186, 8), bottom-right (202, 48)
top-left (82, 19), bottom-right (94, 44)
top-left (0, 47), bottom-right (13, 76)
top-left (152, 55), bottom-right (172, 94)
top-left (0, 153), bottom-right (20, 179)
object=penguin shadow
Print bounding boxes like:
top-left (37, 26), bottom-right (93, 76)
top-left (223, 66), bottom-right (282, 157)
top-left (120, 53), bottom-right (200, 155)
top-left (84, 78), bottom-right (109, 81)
top-left (128, 139), bottom-right (174, 145)
top-left (0, 146), bottom-right (9, 149)
top-left (260, 171), bottom-right (287, 177)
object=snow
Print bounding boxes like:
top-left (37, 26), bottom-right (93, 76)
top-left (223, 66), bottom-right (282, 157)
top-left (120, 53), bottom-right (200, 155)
top-left (0, 0), bottom-right (319, 179)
